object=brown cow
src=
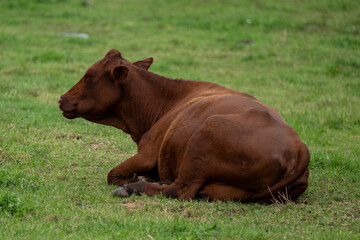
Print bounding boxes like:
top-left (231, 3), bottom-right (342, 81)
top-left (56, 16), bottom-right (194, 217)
top-left (59, 49), bottom-right (310, 203)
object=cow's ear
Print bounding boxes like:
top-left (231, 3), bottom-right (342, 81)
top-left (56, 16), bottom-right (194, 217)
top-left (133, 57), bottom-right (153, 70)
top-left (112, 66), bottom-right (129, 83)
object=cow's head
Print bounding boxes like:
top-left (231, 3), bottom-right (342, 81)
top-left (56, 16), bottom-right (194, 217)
top-left (58, 49), bottom-right (153, 124)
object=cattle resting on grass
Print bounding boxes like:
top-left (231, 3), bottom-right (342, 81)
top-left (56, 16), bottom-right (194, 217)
top-left (58, 49), bottom-right (310, 203)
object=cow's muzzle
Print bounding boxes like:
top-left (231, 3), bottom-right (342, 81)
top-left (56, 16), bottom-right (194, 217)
top-left (59, 95), bottom-right (78, 119)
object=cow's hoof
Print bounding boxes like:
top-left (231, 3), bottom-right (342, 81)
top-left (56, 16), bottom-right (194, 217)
top-left (112, 187), bottom-right (129, 197)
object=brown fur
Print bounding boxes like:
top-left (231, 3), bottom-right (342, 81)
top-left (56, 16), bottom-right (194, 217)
top-left (59, 49), bottom-right (310, 203)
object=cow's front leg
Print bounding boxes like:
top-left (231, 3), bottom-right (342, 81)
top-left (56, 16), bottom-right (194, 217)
top-left (107, 152), bottom-right (157, 186)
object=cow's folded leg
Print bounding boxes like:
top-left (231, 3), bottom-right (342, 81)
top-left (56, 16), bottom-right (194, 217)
top-left (107, 151), bottom-right (157, 186)
top-left (107, 161), bottom-right (137, 186)
top-left (107, 176), bottom-right (138, 187)
top-left (111, 180), bottom-right (205, 200)
top-left (112, 182), bottom-right (169, 197)
top-left (163, 181), bottom-right (205, 200)
top-left (197, 183), bottom-right (252, 202)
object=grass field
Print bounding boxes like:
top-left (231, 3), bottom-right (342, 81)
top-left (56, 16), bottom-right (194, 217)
top-left (0, 0), bottom-right (359, 239)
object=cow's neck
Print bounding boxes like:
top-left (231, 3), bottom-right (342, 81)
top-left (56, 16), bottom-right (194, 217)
top-left (118, 69), bottom-right (198, 144)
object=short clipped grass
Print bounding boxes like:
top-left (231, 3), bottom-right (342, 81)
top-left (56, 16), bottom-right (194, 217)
top-left (0, 0), bottom-right (359, 239)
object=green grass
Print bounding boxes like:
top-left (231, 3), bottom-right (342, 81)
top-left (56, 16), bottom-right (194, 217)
top-left (0, 0), bottom-right (359, 239)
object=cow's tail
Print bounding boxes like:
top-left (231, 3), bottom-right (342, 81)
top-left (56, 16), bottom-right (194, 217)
top-left (250, 143), bottom-right (310, 203)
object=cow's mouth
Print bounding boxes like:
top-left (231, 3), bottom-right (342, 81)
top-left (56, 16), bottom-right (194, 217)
top-left (62, 111), bottom-right (77, 119)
